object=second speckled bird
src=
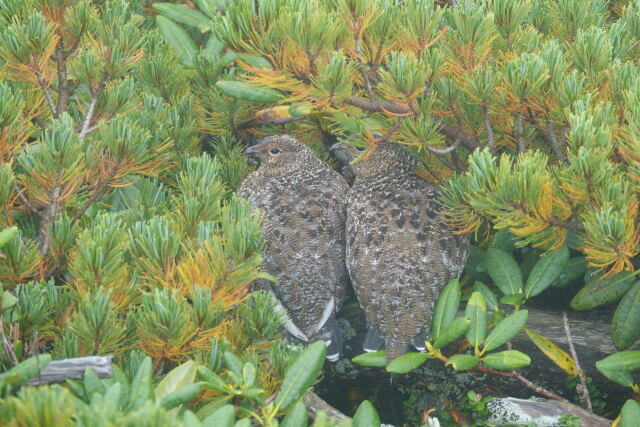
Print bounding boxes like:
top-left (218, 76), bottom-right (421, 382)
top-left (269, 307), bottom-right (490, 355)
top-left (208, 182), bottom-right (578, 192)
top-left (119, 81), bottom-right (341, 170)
top-left (238, 135), bottom-right (349, 361)
top-left (333, 142), bottom-right (469, 364)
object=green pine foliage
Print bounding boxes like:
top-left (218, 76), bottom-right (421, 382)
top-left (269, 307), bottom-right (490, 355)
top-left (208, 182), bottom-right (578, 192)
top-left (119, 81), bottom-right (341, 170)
top-left (2, 0), bottom-right (640, 424)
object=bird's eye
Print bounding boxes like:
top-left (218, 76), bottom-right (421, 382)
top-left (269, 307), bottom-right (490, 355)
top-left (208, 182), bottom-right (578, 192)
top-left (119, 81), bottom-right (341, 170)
top-left (269, 147), bottom-right (281, 155)
top-left (355, 146), bottom-right (366, 152)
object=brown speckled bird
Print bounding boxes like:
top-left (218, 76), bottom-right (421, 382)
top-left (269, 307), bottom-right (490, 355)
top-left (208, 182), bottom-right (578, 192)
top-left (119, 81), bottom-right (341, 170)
top-left (332, 142), bottom-right (469, 363)
top-left (238, 135), bottom-right (349, 361)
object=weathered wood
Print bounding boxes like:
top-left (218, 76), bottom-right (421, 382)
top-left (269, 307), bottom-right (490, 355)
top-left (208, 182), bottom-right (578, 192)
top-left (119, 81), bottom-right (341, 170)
top-left (23, 355), bottom-right (113, 386)
top-left (304, 391), bottom-right (350, 422)
top-left (487, 397), bottom-right (611, 427)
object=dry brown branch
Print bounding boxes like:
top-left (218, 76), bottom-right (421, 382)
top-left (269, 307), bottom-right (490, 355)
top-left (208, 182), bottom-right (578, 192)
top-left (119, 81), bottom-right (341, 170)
top-left (563, 312), bottom-right (592, 412)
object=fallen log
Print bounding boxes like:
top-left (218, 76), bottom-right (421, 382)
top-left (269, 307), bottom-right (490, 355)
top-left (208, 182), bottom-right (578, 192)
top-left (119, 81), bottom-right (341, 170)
top-left (487, 397), bottom-right (611, 427)
top-left (23, 355), bottom-right (113, 386)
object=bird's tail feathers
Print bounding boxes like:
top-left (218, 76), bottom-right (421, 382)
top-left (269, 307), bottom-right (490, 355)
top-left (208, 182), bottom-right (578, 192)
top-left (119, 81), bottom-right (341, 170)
top-left (325, 319), bottom-right (343, 362)
top-left (411, 330), bottom-right (427, 352)
top-left (363, 325), bottom-right (384, 353)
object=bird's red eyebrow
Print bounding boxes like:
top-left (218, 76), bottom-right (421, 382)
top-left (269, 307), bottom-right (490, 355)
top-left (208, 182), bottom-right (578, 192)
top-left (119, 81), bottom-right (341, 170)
top-left (264, 144), bottom-right (280, 150)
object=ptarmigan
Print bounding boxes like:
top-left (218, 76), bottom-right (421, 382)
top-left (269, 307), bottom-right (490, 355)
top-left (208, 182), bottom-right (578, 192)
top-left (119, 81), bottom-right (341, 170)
top-left (332, 141), bottom-right (468, 364)
top-left (238, 134), bottom-right (349, 361)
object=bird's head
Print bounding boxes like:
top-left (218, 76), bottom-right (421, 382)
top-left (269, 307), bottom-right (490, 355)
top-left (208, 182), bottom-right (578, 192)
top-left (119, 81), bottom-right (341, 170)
top-left (330, 141), bottom-right (418, 179)
top-left (244, 134), bottom-right (314, 175)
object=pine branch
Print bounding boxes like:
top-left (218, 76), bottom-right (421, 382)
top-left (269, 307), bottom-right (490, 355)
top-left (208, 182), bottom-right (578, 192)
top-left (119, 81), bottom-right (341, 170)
top-left (55, 40), bottom-right (70, 116)
top-left (37, 177), bottom-right (61, 255)
top-left (563, 312), bottom-right (592, 412)
top-left (482, 105), bottom-right (495, 154)
top-left (546, 121), bottom-right (567, 163)
top-left (34, 66), bottom-right (56, 117)
top-left (79, 77), bottom-right (107, 140)
top-left (548, 218), bottom-right (585, 233)
top-left (15, 184), bottom-right (42, 218)
top-left (353, 19), bottom-right (374, 100)
top-left (344, 96), bottom-right (480, 150)
top-left (515, 111), bottom-right (526, 153)
top-left (70, 166), bottom-right (119, 226)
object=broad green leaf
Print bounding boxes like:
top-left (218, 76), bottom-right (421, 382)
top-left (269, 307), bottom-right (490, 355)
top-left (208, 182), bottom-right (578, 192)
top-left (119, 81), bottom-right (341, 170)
top-left (595, 350), bottom-right (640, 372)
top-left (83, 367), bottom-right (106, 399)
top-left (159, 383), bottom-right (201, 409)
top-left (242, 362), bottom-right (256, 388)
top-left (152, 3), bottom-right (211, 31)
top-left (204, 36), bottom-right (225, 59)
top-left (385, 352), bottom-right (429, 374)
top-left (485, 248), bottom-right (523, 295)
top-left (352, 351), bottom-right (386, 368)
top-left (1, 290), bottom-right (17, 313)
top-left (430, 279), bottom-right (461, 342)
top-left (215, 81), bottom-right (285, 103)
top-left (464, 245), bottom-right (489, 279)
top-left (156, 15), bottom-right (198, 68)
top-left (182, 411), bottom-right (202, 427)
top-left (223, 352), bottom-right (243, 382)
top-left (491, 229), bottom-right (516, 252)
top-left (155, 360), bottom-right (197, 400)
top-left (0, 353), bottom-right (51, 387)
top-left (128, 357), bottom-right (152, 411)
top-left (499, 294), bottom-right (525, 306)
top-left (482, 350), bottom-right (531, 370)
top-left (274, 341), bottom-right (326, 410)
top-left (233, 420), bottom-right (251, 427)
top-left (280, 402), bottom-right (308, 427)
top-left (525, 246), bottom-right (570, 297)
top-left (433, 317), bottom-right (471, 349)
top-left (352, 400), bottom-right (381, 427)
top-left (524, 328), bottom-right (577, 376)
top-left (236, 53), bottom-right (273, 70)
top-left (0, 226), bottom-right (18, 247)
top-left (483, 310), bottom-right (528, 352)
top-left (520, 248), bottom-right (541, 280)
top-left (202, 404), bottom-right (235, 427)
top-left (612, 282), bottom-right (640, 350)
top-left (446, 354), bottom-right (480, 371)
top-left (620, 399), bottom-right (640, 427)
top-left (553, 257), bottom-right (587, 288)
top-left (571, 271), bottom-right (636, 310)
top-left (595, 366), bottom-right (635, 388)
top-left (465, 292), bottom-right (488, 348)
top-left (473, 281), bottom-right (499, 311)
top-left (198, 366), bottom-right (228, 393)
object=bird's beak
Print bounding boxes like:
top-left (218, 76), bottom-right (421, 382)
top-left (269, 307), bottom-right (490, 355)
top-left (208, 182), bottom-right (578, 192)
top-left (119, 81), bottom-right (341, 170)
top-left (330, 142), bottom-right (351, 164)
top-left (244, 144), bottom-right (261, 167)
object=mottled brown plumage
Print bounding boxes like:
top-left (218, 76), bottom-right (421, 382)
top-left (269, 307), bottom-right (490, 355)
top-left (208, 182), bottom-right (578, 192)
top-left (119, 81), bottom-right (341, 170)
top-left (335, 142), bottom-right (469, 363)
top-left (237, 135), bottom-right (349, 360)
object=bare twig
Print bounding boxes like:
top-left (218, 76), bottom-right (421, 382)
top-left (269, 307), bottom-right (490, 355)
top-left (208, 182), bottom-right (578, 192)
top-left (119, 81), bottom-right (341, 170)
top-left (79, 77), bottom-right (107, 140)
top-left (482, 105), bottom-right (495, 154)
top-left (34, 67), bottom-right (56, 117)
top-left (546, 121), bottom-right (567, 163)
top-left (425, 138), bottom-right (462, 155)
top-left (548, 218), bottom-right (585, 233)
top-left (515, 111), bottom-right (526, 153)
top-left (376, 117), bottom-right (404, 144)
top-left (70, 166), bottom-right (119, 226)
top-left (563, 312), bottom-right (592, 412)
top-left (475, 366), bottom-right (570, 403)
top-left (15, 184), bottom-right (41, 218)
